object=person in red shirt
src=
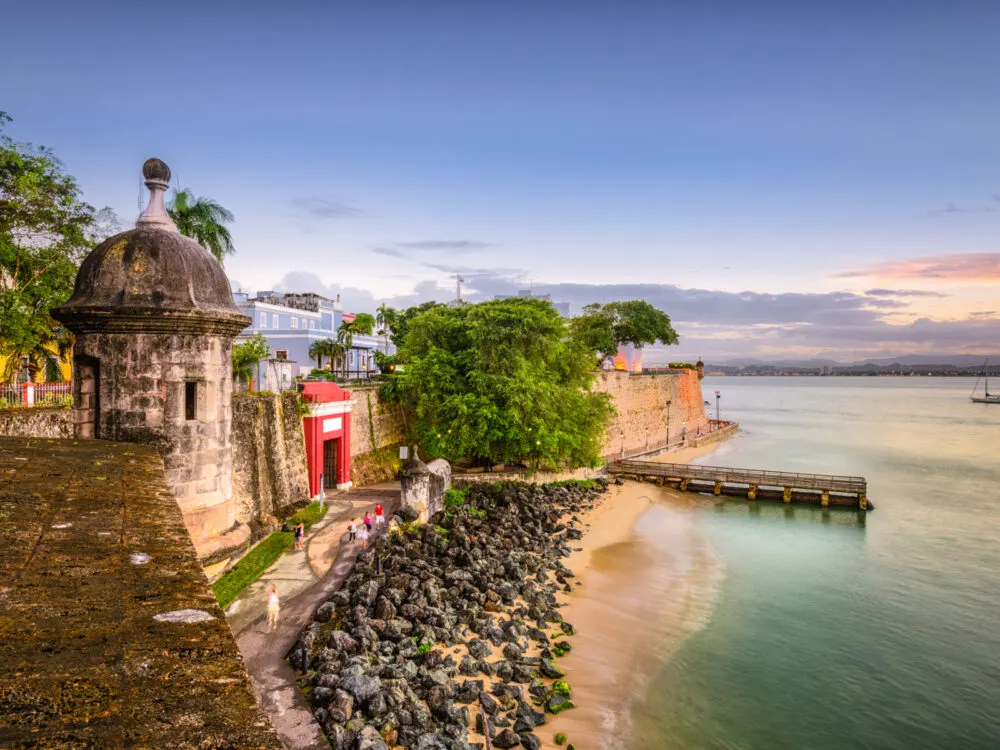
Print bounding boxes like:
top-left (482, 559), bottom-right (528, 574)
top-left (374, 503), bottom-right (385, 528)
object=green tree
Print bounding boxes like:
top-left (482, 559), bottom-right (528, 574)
top-left (391, 300), bottom-right (442, 349)
top-left (569, 300), bottom-right (679, 360)
top-left (351, 312), bottom-right (375, 335)
top-left (308, 337), bottom-right (337, 370)
top-left (232, 334), bottom-right (271, 389)
top-left (376, 303), bottom-right (396, 351)
top-left (167, 188), bottom-right (235, 264)
top-left (398, 297), bottom-right (613, 468)
top-left (0, 112), bottom-right (103, 382)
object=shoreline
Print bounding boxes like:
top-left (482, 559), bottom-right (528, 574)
top-left (540, 442), bottom-right (724, 750)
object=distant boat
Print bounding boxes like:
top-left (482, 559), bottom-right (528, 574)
top-left (970, 359), bottom-right (1000, 404)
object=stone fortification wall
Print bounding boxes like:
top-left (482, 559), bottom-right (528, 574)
top-left (594, 369), bottom-right (708, 458)
top-left (230, 391), bottom-right (309, 524)
top-left (0, 436), bottom-right (281, 746)
top-left (0, 407), bottom-right (73, 439)
top-left (349, 385), bottom-right (407, 486)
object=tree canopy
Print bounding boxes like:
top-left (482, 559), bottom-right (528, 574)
top-left (0, 113), bottom-right (108, 382)
top-left (569, 300), bottom-right (679, 359)
top-left (167, 189), bottom-right (235, 264)
top-left (396, 297), bottom-right (612, 468)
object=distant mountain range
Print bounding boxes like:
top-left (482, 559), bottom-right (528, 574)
top-left (706, 355), bottom-right (1000, 369)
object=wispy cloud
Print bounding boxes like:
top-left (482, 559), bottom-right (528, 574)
top-left (370, 246), bottom-right (409, 259)
top-left (396, 240), bottom-right (495, 252)
top-left (864, 288), bottom-right (948, 298)
top-left (290, 197), bottom-right (365, 218)
top-left (368, 239), bottom-right (495, 262)
top-left (837, 253), bottom-right (1000, 281)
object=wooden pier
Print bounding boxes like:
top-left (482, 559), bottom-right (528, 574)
top-left (608, 459), bottom-right (869, 510)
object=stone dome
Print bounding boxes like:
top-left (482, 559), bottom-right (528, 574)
top-left (52, 158), bottom-right (249, 335)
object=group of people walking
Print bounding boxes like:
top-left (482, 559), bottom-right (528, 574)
top-left (263, 503), bottom-right (388, 633)
top-left (346, 503), bottom-right (385, 549)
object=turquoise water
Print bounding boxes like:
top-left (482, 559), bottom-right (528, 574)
top-left (634, 377), bottom-right (1000, 750)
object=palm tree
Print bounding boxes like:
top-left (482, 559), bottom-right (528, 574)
top-left (376, 303), bottom-right (395, 351)
top-left (330, 341), bottom-right (347, 378)
top-left (308, 338), bottom-right (337, 371)
top-left (336, 324), bottom-right (354, 377)
top-left (167, 189), bottom-right (235, 264)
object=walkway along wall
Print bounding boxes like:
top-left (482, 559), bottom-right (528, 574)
top-left (594, 369), bottom-right (708, 459)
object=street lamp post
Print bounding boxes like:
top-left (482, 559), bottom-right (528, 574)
top-left (665, 399), bottom-right (672, 446)
top-left (682, 419), bottom-right (687, 445)
top-left (644, 426), bottom-right (649, 450)
top-left (715, 390), bottom-right (721, 423)
top-left (620, 431), bottom-right (625, 459)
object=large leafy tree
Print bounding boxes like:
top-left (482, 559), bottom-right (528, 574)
top-left (569, 300), bottom-right (679, 359)
top-left (167, 188), bottom-right (235, 264)
top-left (0, 113), bottom-right (105, 382)
top-left (398, 297), bottom-right (613, 468)
top-left (391, 300), bottom-right (442, 349)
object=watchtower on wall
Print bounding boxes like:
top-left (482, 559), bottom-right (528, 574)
top-left (52, 159), bottom-right (250, 554)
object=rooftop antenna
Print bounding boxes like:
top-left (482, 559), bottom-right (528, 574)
top-left (456, 274), bottom-right (464, 302)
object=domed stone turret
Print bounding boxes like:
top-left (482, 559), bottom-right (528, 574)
top-left (54, 159), bottom-right (246, 332)
top-left (52, 159), bottom-right (251, 556)
top-left (696, 358), bottom-right (705, 380)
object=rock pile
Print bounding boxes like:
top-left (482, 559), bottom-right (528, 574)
top-left (292, 479), bottom-right (608, 750)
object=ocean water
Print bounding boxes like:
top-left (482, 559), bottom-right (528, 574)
top-left (631, 377), bottom-right (1000, 750)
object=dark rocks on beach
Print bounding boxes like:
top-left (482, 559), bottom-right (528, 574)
top-left (295, 479), bottom-right (606, 749)
top-left (493, 728), bottom-right (522, 749)
top-left (539, 659), bottom-right (565, 679)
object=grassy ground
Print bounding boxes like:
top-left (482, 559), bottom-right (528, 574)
top-left (212, 501), bottom-right (329, 610)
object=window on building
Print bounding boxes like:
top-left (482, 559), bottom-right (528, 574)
top-left (275, 350), bottom-right (288, 361)
top-left (259, 312), bottom-right (266, 329)
top-left (185, 381), bottom-right (197, 421)
top-left (272, 313), bottom-right (279, 328)
top-left (291, 318), bottom-right (298, 329)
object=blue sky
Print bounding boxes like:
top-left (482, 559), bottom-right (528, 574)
top-left (4, 1), bottom-right (1000, 361)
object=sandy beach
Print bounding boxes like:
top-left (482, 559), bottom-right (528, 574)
top-left (538, 442), bottom-right (726, 750)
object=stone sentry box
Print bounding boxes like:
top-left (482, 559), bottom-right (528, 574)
top-left (53, 159), bottom-right (250, 555)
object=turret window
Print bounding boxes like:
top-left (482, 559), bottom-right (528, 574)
top-left (185, 381), bottom-right (197, 421)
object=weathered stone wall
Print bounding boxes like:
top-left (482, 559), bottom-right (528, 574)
top-left (69, 330), bottom-right (237, 548)
top-left (348, 385), bottom-right (407, 486)
top-left (400, 453), bottom-right (452, 521)
top-left (230, 391), bottom-right (309, 524)
top-left (594, 369), bottom-right (708, 458)
top-left (0, 436), bottom-right (281, 747)
top-left (0, 407), bottom-right (73, 439)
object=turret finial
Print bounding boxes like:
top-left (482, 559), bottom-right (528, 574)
top-left (136, 158), bottom-right (177, 231)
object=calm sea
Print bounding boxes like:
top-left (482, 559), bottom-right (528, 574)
top-left (633, 376), bottom-right (1000, 750)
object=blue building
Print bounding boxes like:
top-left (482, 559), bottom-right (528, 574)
top-left (233, 291), bottom-right (388, 378)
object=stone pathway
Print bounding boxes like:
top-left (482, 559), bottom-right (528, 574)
top-left (231, 487), bottom-right (398, 750)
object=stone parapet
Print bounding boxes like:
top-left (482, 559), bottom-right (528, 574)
top-left (0, 437), bottom-right (281, 746)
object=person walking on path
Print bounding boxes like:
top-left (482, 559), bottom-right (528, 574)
top-left (294, 521), bottom-right (305, 551)
top-left (358, 523), bottom-right (369, 550)
top-left (347, 518), bottom-right (357, 542)
top-left (374, 503), bottom-right (385, 528)
top-left (266, 584), bottom-right (280, 632)
top-left (364, 512), bottom-right (372, 533)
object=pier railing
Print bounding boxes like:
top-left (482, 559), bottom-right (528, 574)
top-left (609, 458), bottom-right (869, 509)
